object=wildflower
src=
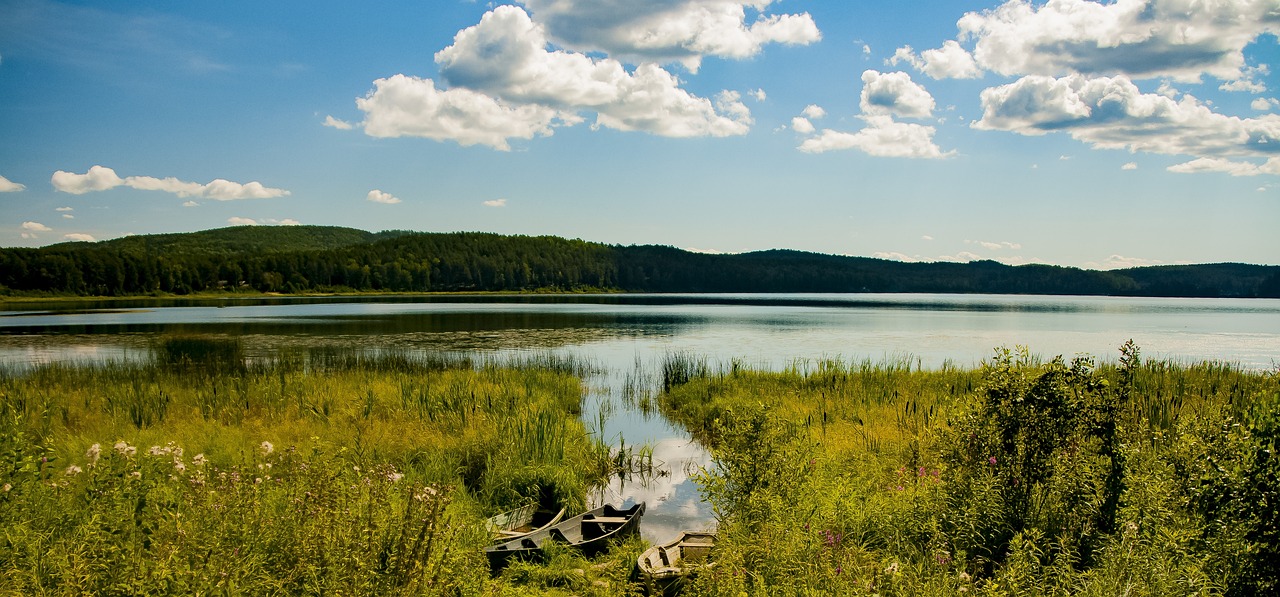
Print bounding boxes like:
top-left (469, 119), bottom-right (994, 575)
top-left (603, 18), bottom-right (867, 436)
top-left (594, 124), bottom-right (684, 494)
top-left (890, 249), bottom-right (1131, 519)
top-left (85, 443), bottom-right (101, 465)
top-left (260, 441), bottom-right (274, 455)
top-left (114, 441), bottom-right (136, 457)
top-left (65, 465), bottom-right (83, 476)
top-left (130, 471), bottom-right (142, 480)
top-left (3, 483), bottom-right (11, 492)
top-left (192, 454), bottom-right (207, 467)
top-left (149, 445), bottom-right (167, 457)
top-left (255, 477), bottom-right (263, 484)
top-left (959, 571), bottom-right (971, 582)
top-left (173, 458), bottom-right (186, 474)
top-left (885, 561), bottom-right (899, 575)
top-left (388, 472), bottom-right (404, 483)
top-left (988, 456), bottom-right (997, 465)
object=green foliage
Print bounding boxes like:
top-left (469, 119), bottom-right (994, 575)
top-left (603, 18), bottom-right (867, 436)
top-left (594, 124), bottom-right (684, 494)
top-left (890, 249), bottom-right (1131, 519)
top-left (3, 226), bottom-right (1277, 297)
top-left (659, 344), bottom-right (1278, 595)
top-left (0, 352), bottom-right (622, 594)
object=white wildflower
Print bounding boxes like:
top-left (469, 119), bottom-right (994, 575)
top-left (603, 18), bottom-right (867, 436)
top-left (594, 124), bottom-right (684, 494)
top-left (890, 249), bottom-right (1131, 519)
top-left (130, 471), bottom-right (141, 480)
top-left (3, 483), bottom-right (11, 492)
top-left (388, 472), bottom-right (404, 483)
top-left (85, 443), bottom-right (101, 465)
top-left (192, 454), bottom-right (206, 467)
top-left (173, 458), bottom-right (186, 474)
top-left (114, 441), bottom-right (136, 457)
top-left (65, 465), bottom-right (83, 476)
top-left (260, 441), bottom-right (274, 455)
top-left (254, 477), bottom-right (263, 485)
top-left (148, 445), bottom-right (167, 457)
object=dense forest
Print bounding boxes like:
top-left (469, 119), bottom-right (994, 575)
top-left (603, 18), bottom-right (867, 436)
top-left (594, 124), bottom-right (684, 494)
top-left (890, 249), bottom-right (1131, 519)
top-left (1, 226), bottom-right (1277, 298)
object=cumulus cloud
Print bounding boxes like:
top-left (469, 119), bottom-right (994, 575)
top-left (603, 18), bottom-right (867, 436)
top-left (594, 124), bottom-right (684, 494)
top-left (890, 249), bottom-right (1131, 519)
top-left (63, 233), bottom-right (94, 242)
top-left (62, 214), bottom-right (74, 219)
top-left (1122, 162), bottom-right (1138, 170)
top-left (55, 206), bottom-right (72, 212)
top-left (951, 0), bottom-right (1280, 82)
top-left (1087, 254), bottom-right (1172, 270)
top-left (1167, 157), bottom-right (1280, 177)
top-left (51, 165), bottom-right (290, 200)
top-left (750, 88), bottom-right (766, 102)
top-left (227, 217), bottom-right (257, 226)
top-left (358, 6), bottom-right (754, 150)
top-left (860, 70), bottom-right (935, 118)
top-left (0, 175), bottom-right (25, 192)
top-left (968, 239), bottom-right (1022, 250)
top-left (518, 0), bottom-right (820, 71)
top-left (802, 104), bottom-right (826, 119)
top-left (873, 251), bottom-right (919, 262)
top-left (20, 221), bottom-right (51, 239)
top-left (890, 41), bottom-right (981, 79)
top-left (483, 198), bottom-right (508, 207)
top-left (367, 189), bottom-right (402, 204)
top-left (791, 117), bottom-right (815, 134)
top-left (1254, 97), bottom-right (1280, 111)
top-left (323, 115), bottom-right (354, 130)
top-left (798, 116), bottom-right (953, 159)
top-left (973, 74), bottom-right (1280, 165)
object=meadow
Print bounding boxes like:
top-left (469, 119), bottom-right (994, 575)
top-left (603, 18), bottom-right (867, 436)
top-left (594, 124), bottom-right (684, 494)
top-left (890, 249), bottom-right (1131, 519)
top-left (3, 337), bottom-right (1277, 596)
top-left (655, 343), bottom-right (1280, 596)
top-left (0, 339), bottom-right (642, 595)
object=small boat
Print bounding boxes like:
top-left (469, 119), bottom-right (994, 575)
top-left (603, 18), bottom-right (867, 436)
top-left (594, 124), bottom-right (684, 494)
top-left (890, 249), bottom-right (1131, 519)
top-left (486, 502), bottom-right (646, 570)
top-left (485, 503), bottom-right (567, 544)
top-left (636, 531), bottom-right (716, 596)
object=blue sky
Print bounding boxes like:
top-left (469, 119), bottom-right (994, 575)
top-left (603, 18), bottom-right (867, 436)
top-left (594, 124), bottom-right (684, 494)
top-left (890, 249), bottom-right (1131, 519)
top-left (1, 0), bottom-right (1278, 269)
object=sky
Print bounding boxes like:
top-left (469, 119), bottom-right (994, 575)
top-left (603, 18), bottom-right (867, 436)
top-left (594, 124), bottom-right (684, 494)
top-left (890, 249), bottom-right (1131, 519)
top-left (1, 0), bottom-right (1278, 270)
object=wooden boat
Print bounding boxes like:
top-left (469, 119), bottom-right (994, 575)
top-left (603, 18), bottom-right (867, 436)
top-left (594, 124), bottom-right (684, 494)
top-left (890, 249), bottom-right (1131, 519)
top-left (486, 502), bottom-right (646, 570)
top-left (485, 503), bottom-right (566, 544)
top-left (636, 531), bottom-right (716, 596)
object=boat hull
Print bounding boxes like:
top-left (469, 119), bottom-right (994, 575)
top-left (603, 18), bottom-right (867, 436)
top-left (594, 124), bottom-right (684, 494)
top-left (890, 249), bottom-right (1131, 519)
top-left (485, 502), bottom-right (646, 571)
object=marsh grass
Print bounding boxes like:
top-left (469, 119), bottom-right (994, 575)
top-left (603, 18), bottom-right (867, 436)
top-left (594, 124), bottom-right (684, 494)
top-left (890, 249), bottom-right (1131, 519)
top-left (0, 344), bottom-right (632, 594)
top-left (660, 345), bottom-right (1280, 596)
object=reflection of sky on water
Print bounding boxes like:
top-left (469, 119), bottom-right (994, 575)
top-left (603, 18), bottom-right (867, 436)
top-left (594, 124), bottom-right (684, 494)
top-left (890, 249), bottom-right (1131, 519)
top-left (2, 294), bottom-right (1279, 539)
top-left (591, 437), bottom-right (716, 545)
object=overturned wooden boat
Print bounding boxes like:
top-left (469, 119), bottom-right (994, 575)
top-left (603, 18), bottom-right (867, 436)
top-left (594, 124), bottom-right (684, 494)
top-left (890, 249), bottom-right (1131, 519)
top-left (485, 503), bottom-right (567, 544)
top-left (486, 502), bottom-right (646, 570)
top-left (636, 531), bottom-right (716, 596)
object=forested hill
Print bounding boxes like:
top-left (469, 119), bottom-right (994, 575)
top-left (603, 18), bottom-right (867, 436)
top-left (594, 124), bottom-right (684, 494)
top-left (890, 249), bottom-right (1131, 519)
top-left (2, 226), bottom-right (1277, 298)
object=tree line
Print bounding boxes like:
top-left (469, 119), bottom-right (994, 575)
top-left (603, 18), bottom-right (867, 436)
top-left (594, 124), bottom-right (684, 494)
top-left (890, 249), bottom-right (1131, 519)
top-left (1, 226), bottom-right (1276, 298)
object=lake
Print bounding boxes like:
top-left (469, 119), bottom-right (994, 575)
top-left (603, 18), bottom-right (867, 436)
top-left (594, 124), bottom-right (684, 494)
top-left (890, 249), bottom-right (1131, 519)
top-left (2, 292), bottom-right (1278, 541)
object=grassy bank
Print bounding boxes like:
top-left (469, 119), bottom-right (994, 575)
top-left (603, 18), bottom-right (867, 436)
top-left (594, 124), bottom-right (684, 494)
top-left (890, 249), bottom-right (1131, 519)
top-left (0, 343), bottom-right (640, 595)
top-left (659, 344), bottom-right (1280, 596)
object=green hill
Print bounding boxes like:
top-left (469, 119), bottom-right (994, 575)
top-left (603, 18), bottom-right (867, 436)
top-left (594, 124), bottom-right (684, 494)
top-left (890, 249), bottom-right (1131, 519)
top-left (2, 227), bottom-right (1277, 298)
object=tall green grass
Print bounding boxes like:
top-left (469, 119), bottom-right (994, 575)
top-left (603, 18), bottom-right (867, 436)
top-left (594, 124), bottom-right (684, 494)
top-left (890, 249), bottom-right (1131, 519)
top-left (660, 345), bottom-right (1280, 596)
top-left (0, 341), bottom-right (626, 594)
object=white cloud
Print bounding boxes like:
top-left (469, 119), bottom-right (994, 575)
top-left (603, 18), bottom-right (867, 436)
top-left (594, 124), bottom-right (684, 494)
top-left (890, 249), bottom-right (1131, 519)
top-left (21, 221), bottom-right (51, 233)
top-left (359, 6), bottom-right (756, 150)
top-left (518, 0), bottom-right (820, 72)
top-left (1167, 157), bottom-right (1280, 177)
top-left (483, 198), bottom-right (508, 207)
top-left (791, 116), bottom-right (815, 134)
top-left (62, 214), bottom-right (74, 219)
top-left (63, 233), bottom-right (94, 242)
top-left (973, 74), bottom-right (1280, 163)
top-left (750, 88), bottom-right (766, 102)
top-left (323, 115), bottom-right (354, 130)
top-left (278, 219), bottom-right (301, 226)
top-left (860, 70), bottom-right (935, 119)
top-left (873, 251), bottom-right (919, 262)
top-left (801, 104), bottom-right (826, 119)
top-left (1122, 162), bottom-right (1138, 170)
top-left (939, 251), bottom-right (982, 263)
top-left (367, 189), bottom-right (402, 204)
top-left (922, 235), bottom-right (934, 241)
top-left (183, 200), bottom-right (200, 207)
top-left (1087, 254), bottom-right (1168, 270)
top-left (798, 116), bottom-right (953, 159)
top-left (890, 40), bottom-right (980, 79)
top-left (357, 75), bottom-right (561, 151)
top-left (0, 175), bottom-right (25, 192)
top-left (953, 0), bottom-right (1280, 82)
top-left (51, 165), bottom-right (290, 200)
top-left (1254, 97), bottom-right (1280, 111)
top-left (227, 217), bottom-right (257, 226)
top-left (55, 206), bottom-right (73, 212)
top-left (969, 239), bottom-right (1022, 250)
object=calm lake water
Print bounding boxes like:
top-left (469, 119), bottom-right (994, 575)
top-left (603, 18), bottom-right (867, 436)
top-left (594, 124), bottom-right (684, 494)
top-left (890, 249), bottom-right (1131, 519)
top-left (3, 293), bottom-right (1278, 542)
